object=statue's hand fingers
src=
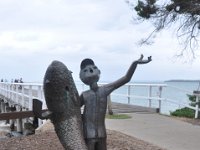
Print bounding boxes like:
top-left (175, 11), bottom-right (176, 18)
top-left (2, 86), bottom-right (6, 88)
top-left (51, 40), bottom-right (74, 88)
top-left (148, 56), bottom-right (152, 62)
top-left (140, 54), bottom-right (144, 60)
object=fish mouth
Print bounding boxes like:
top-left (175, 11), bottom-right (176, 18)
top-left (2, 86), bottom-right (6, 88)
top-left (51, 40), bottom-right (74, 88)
top-left (43, 61), bottom-right (67, 86)
top-left (50, 60), bottom-right (64, 67)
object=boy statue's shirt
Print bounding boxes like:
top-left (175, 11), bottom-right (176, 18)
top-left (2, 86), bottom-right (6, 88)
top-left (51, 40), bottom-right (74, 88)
top-left (80, 82), bottom-right (116, 139)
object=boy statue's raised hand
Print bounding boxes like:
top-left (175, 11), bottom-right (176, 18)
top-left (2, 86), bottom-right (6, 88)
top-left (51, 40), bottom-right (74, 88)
top-left (137, 54), bottom-right (152, 64)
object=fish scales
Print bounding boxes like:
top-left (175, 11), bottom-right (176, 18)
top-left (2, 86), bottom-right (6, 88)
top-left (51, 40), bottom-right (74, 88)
top-left (43, 60), bottom-right (87, 150)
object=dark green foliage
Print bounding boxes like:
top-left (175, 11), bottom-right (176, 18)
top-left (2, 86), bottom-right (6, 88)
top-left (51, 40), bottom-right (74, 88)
top-left (168, 0), bottom-right (200, 15)
top-left (134, 0), bottom-right (157, 19)
top-left (170, 94), bottom-right (198, 118)
top-left (130, 0), bottom-right (200, 53)
top-left (170, 107), bottom-right (195, 118)
top-left (135, 0), bottom-right (200, 18)
top-left (187, 94), bottom-right (196, 107)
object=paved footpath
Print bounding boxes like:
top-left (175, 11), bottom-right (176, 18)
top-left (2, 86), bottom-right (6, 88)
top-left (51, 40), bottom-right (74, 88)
top-left (106, 113), bottom-right (200, 150)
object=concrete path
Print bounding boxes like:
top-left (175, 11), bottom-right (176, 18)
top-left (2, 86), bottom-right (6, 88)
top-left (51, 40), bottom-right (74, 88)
top-left (106, 113), bottom-right (200, 150)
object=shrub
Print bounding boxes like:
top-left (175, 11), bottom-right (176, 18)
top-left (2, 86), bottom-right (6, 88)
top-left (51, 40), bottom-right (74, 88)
top-left (170, 107), bottom-right (195, 118)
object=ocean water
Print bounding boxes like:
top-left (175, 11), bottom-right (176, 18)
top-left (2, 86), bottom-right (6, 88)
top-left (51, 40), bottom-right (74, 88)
top-left (76, 81), bottom-right (200, 115)
top-left (161, 81), bottom-right (199, 114)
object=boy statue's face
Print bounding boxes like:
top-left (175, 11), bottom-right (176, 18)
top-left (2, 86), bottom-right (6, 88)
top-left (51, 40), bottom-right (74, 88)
top-left (79, 64), bottom-right (100, 85)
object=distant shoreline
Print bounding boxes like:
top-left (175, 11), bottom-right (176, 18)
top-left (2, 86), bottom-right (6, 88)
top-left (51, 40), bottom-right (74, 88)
top-left (165, 79), bottom-right (200, 82)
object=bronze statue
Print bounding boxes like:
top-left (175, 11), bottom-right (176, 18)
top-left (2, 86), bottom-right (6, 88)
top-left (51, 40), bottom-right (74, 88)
top-left (43, 61), bottom-right (87, 150)
top-left (79, 54), bottom-right (152, 150)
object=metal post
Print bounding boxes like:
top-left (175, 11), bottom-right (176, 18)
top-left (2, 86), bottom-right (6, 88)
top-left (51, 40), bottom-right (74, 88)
top-left (21, 85), bottom-right (28, 126)
top-left (16, 84), bottom-right (19, 105)
top-left (10, 84), bottom-right (13, 101)
top-left (37, 85), bottom-right (42, 100)
top-left (21, 85), bottom-right (25, 106)
top-left (2, 83), bottom-right (4, 97)
top-left (158, 86), bottom-right (163, 113)
top-left (7, 84), bottom-right (9, 99)
top-left (16, 105), bottom-right (23, 133)
top-left (5, 102), bottom-right (9, 124)
top-left (13, 84), bottom-right (16, 104)
top-left (195, 96), bottom-right (199, 119)
top-left (28, 85), bottom-right (33, 110)
top-left (37, 85), bottom-right (43, 126)
top-left (127, 85), bottom-right (131, 104)
top-left (10, 106), bottom-right (16, 131)
top-left (107, 95), bottom-right (113, 115)
top-left (4, 83), bottom-right (6, 97)
top-left (1, 101), bottom-right (5, 113)
top-left (6, 84), bottom-right (8, 99)
top-left (0, 83), bottom-right (1, 95)
top-left (8, 83), bottom-right (11, 100)
top-left (3, 83), bottom-right (5, 97)
top-left (148, 86), bottom-right (152, 107)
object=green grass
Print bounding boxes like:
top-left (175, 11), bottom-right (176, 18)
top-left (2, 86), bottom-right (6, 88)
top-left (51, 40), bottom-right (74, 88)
top-left (170, 107), bottom-right (195, 118)
top-left (106, 114), bottom-right (132, 119)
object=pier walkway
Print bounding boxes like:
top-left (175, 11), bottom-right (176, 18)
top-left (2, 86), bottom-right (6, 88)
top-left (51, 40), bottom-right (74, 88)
top-left (106, 113), bottom-right (200, 150)
top-left (110, 102), bottom-right (158, 113)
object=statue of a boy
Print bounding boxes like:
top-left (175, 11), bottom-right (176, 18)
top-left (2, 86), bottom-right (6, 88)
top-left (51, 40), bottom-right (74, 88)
top-left (79, 55), bottom-right (152, 150)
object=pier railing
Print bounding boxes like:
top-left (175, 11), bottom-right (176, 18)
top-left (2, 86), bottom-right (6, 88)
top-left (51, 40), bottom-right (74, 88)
top-left (77, 82), bottom-right (200, 118)
top-left (0, 82), bottom-right (45, 111)
top-left (0, 82), bottom-right (200, 119)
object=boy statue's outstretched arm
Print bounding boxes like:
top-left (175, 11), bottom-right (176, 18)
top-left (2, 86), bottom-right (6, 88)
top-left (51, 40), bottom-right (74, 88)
top-left (105, 54), bottom-right (152, 94)
top-left (125, 54), bottom-right (151, 82)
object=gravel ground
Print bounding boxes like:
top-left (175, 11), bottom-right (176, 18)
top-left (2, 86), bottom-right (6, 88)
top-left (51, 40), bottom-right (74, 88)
top-left (0, 117), bottom-right (199, 150)
top-left (0, 120), bottom-right (165, 150)
top-left (0, 130), bottom-right (164, 150)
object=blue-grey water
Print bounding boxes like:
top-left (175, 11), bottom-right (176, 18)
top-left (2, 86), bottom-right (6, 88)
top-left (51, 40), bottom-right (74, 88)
top-left (76, 81), bottom-right (200, 115)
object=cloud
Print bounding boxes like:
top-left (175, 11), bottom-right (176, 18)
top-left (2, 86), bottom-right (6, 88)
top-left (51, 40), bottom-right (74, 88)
top-left (0, 0), bottom-right (199, 83)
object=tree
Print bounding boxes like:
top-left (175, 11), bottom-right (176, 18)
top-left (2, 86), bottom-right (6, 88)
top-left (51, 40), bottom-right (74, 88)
top-left (127, 0), bottom-right (200, 58)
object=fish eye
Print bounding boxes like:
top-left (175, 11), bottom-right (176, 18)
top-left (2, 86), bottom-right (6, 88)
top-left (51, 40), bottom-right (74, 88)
top-left (65, 86), bottom-right (69, 91)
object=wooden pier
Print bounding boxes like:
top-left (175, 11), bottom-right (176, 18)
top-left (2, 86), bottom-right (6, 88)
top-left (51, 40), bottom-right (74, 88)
top-left (110, 102), bottom-right (159, 114)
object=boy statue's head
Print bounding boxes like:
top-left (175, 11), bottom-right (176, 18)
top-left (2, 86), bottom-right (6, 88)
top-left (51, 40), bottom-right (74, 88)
top-left (79, 58), bottom-right (101, 85)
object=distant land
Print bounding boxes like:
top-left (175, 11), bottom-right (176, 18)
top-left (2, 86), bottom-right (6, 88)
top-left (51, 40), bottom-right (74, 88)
top-left (165, 79), bottom-right (200, 82)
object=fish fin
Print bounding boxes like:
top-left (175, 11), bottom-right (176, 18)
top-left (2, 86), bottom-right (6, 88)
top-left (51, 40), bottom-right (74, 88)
top-left (73, 93), bottom-right (80, 106)
top-left (41, 110), bottom-right (52, 119)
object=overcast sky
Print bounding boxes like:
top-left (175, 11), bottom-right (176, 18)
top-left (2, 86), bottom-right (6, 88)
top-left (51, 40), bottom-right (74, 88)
top-left (0, 0), bottom-right (200, 83)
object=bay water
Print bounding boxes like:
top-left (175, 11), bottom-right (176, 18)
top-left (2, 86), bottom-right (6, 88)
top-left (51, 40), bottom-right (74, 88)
top-left (112, 81), bottom-right (200, 115)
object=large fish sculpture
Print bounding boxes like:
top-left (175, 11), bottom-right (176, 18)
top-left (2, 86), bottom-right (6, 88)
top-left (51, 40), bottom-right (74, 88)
top-left (43, 60), bottom-right (87, 150)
